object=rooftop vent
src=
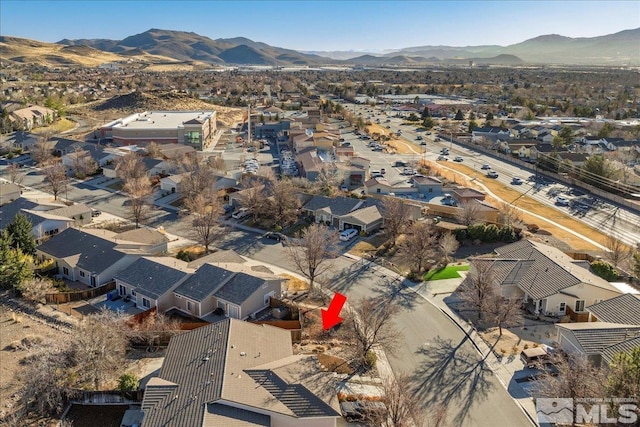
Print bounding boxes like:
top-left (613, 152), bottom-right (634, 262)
top-left (202, 356), bottom-right (209, 361)
top-left (240, 352), bottom-right (246, 357)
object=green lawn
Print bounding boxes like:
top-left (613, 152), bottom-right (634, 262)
top-left (423, 264), bottom-right (469, 281)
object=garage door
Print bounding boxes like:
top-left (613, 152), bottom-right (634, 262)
top-left (228, 305), bottom-right (239, 319)
top-left (343, 223), bottom-right (362, 232)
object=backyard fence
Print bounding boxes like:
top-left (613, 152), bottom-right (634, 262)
top-left (66, 389), bottom-right (144, 404)
top-left (251, 319), bottom-right (302, 343)
top-left (45, 281), bottom-right (116, 304)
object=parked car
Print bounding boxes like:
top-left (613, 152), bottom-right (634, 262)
top-left (487, 170), bottom-right (499, 178)
top-left (481, 164), bottom-right (491, 170)
top-left (340, 185), bottom-right (349, 192)
top-left (556, 196), bottom-right (570, 206)
top-left (454, 156), bottom-right (464, 162)
top-left (91, 209), bottom-right (102, 217)
top-left (437, 155), bottom-right (448, 161)
top-left (231, 208), bottom-right (250, 219)
top-left (264, 232), bottom-right (287, 242)
top-left (339, 228), bottom-right (358, 241)
top-left (511, 177), bottom-right (523, 185)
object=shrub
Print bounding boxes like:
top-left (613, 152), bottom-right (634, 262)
top-left (406, 271), bottom-right (420, 282)
top-left (274, 224), bottom-right (283, 232)
top-left (364, 350), bottom-right (377, 369)
top-left (484, 224), bottom-right (500, 242)
top-left (523, 343), bottom-right (529, 350)
top-left (590, 260), bottom-right (619, 281)
top-left (453, 228), bottom-right (468, 241)
top-left (176, 250), bottom-right (192, 262)
top-left (467, 224), bottom-right (485, 241)
top-left (117, 373), bottom-right (139, 392)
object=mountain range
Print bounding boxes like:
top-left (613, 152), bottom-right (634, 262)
top-left (1, 27), bottom-right (638, 67)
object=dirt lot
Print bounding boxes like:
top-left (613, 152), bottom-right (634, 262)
top-left (0, 306), bottom-right (71, 421)
top-left (64, 404), bottom-right (130, 427)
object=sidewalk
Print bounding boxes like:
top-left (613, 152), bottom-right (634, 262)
top-left (342, 252), bottom-right (539, 426)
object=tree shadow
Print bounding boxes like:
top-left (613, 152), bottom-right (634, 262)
top-left (369, 276), bottom-right (421, 310)
top-left (410, 335), bottom-right (496, 426)
top-left (323, 261), bottom-right (377, 293)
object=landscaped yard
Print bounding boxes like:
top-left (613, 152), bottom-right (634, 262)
top-left (423, 264), bottom-right (469, 281)
top-left (105, 181), bottom-right (123, 191)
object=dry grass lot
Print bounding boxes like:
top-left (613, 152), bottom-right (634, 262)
top-left (479, 327), bottom-right (538, 357)
top-left (428, 160), bottom-right (607, 251)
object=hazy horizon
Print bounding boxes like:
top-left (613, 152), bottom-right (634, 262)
top-left (1, 1), bottom-right (638, 51)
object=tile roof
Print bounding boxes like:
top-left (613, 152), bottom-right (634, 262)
top-left (142, 319), bottom-right (337, 427)
top-left (114, 257), bottom-right (191, 300)
top-left (339, 205), bottom-right (382, 225)
top-left (587, 293), bottom-right (640, 325)
top-left (115, 228), bottom-right (168, 245)
top-left (557, 323), bottom-right (640, 355)
top-left (0, 198), bottom-right (39, 229)
top-left (173, 263), bottom-right (234, 301)
top-left (213, 273), bottom-right (270, 306)
top-left (302, 195), bottom-right (363, 217)
top-left (187, 249), bottom-right (246, 269)
top-left (600, 336), bottom-right (640, 365)
top-left (492, 239), bottom-right (619, 300)
top-left (36, 227), bottom-right (127, 274)
top-left (204, 404), bottom-right (270, 427)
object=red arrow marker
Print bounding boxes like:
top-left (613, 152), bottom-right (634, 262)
top-left (321, 292), bottom-right (347, 330)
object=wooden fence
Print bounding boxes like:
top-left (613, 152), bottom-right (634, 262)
top-left (251, 319), bottom-right (302, 343)
top-left (566, 306), bottom-right (591, 323)
top-left (45, 281), bottom-right (116, 304)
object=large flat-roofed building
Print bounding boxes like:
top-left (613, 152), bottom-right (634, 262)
top-left (101, 110), bottom-right (216, 150)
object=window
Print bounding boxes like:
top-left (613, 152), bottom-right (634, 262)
top-left (80, 271), bottom-right (85, 277)
top-left (131, 291), bottom-right (136, 297)
top-left (119, 285), bottom-right (126, 296)
top-left (63, 267), bottom-right (69, 276)
top-left (575, 300), bottom-right (585, 312)
top-left (376, 188), bottom-right (381, 193)
top-left (143, 298), bottom-right (150, 308)
top-left (187, 301), bottom-right (193, 312)
top-left (559, 302), bottom-right (566, 313)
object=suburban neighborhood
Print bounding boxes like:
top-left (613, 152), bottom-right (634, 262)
top-left (1, 12), bottom-right (640, 427)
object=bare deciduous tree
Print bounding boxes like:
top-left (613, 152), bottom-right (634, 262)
top-left (41, 160), bottom-right (68, 201)
top-left (497, 202), bottom-right (522, 227)
top-left (346, 297), bottom-right (400, 369)
top-left (458, 259), bottom-right (496, 322)
top-left (20, 277), bottom-right (54, 304)
top-left (128, 311), bottom-right (181, 348)
top-left (5, 163), bottom-right (24, 185)
top-left (487, 293), bottom-right (521, 337)
top-left (532, 353), bottom-right (606, 402)
top-left (381, 197), bottom-right (411, 249)
top-left (68, 147), bottom-right (97, 178)
top-left (115, 153), bottom-right (147, 181)
top-left (145, 141), bottom-right (162, 158)
top-left (438, 232), bottom-right (459, 267)
top-left (401, 220), bottom-right (436, 274)
top-left (456, 201), bottom-right (483, 227)
top-left (71, 309), bottom-right (128, 389)
top-left (287, 223), bottom-right (339, 297)
top-left (315, 164), bottom-right (344, 196)
top-left (30, 138), bottom-right (53, 165)
top-left (375, 372), bottom-right (425, 427)
top-left (183, 186), bottom-right (224, 253)
top-left (604, 235), bottom-right (631, 268)
top-left (123, 176), bottom-right (153, 228)
top-left (239, 179), bottom-right (266, 222)
top-left (269, 179), bottom-right (302, 227)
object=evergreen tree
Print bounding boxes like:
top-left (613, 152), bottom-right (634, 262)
top-left (6, 213), bottom-right (37, 255)
top-left (0, 231), bottom-right (33, 290)
top-left (454, 109), bottom-right (464, 121)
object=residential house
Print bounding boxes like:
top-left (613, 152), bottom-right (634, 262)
top-left (296, 149), bottom-right (326, 181)
top-left (140, 319), bottom-right (341, 427)
top-left (36, 228), bottom-right (141, 286)
top-left (113, 228), bottom-right (169, 254)
top-left (0, 182), bottom-right (21, 205)
top-left (114, 257), bottom-right (192, 311)
top-left (61, 143), bottom-right (115, 169)
top-left (471, 126), bottom-right (511, 144)
top-left (159, 172), bottom-right (189, 194)
top-left (156, 143), bottom-right (197, 160)
top-left (102, 157), bottom-right (166, 179)
top-left (466, 239), bottom-right (622, 318)
top-left (174, 263), bottom-right (283, 320)
top-left (0, 131), bottom-right (38, 151)
top-left (301, 195), bottom-right (364, 227)
top-left (555, 322), bottom-right (640, 366)
top-left (9, 105), bottom-right (57, 130)
top-left (338, 205), bottom-right (382, 233)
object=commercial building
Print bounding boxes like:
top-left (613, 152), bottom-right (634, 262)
top-left (101, 110), bottom-right (216, 150)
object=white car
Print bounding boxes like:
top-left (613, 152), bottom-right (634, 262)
top-left (231, 208), bottom-right (250, 219)
top-left (556, 196), bottom-right (570, 206)
top-left (339, 228), bottom-right (358, 241)
top-left (481, 164), bottom-right (491, 170)
top-left (511, 177), bottom-right (523, 185)
top-left (487, 171), bottom-right (499, 178)
top-left (454, 156), bottom-right (464, 162)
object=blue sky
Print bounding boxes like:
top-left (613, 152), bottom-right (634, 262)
top-left (1, 1), bottom-right (638, 52)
